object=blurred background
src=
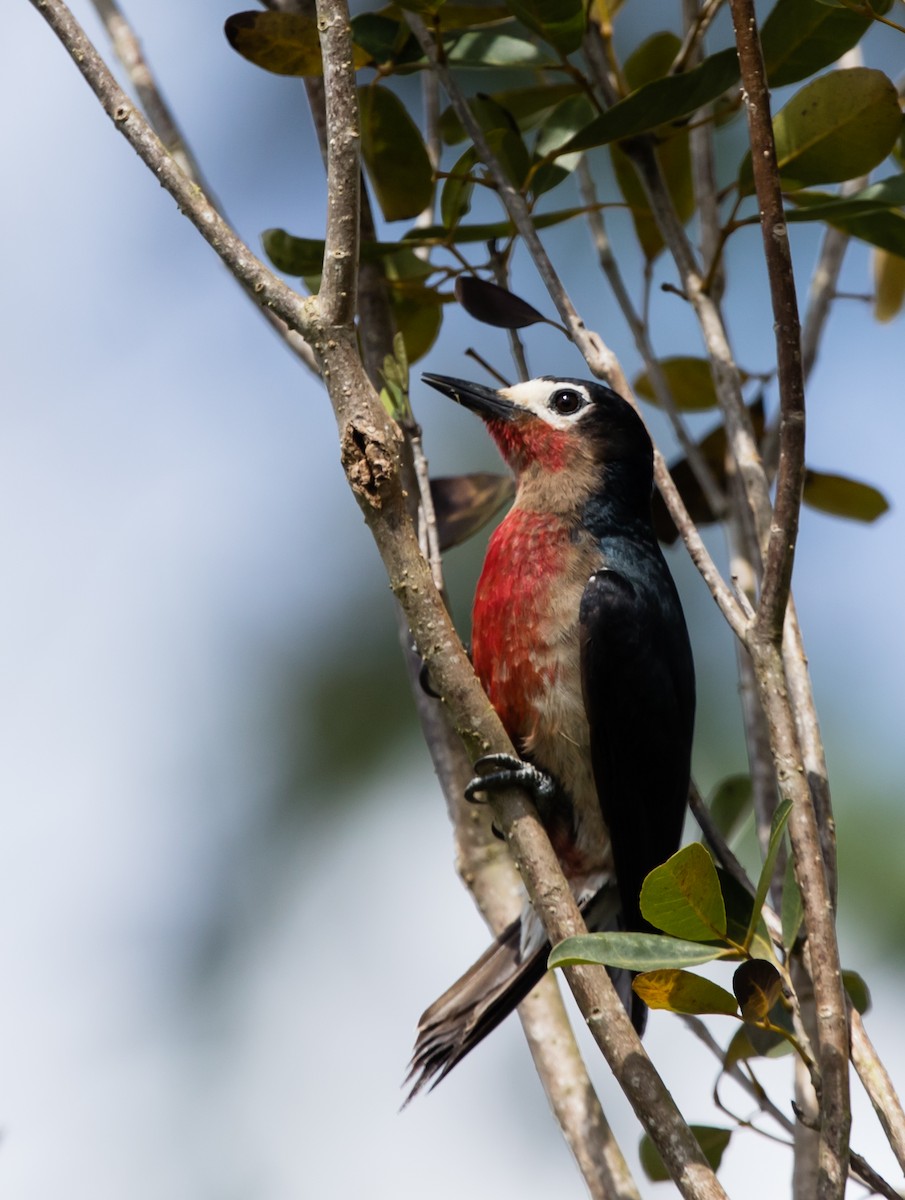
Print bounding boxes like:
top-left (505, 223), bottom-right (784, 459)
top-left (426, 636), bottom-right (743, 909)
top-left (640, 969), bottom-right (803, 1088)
top-left (3, 3), bottom-right (904, 1197)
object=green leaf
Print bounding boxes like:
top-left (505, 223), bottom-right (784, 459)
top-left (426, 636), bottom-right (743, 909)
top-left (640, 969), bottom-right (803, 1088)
top-left (440, 82), bottom-right (580, 143)
top-left (760, 0), bottom-right (893, 88)
top-left (507, 0), bottom-right (585, 54)
top-left (440, 147), bottom-right (477, 230)
top-left (359, 85), bottom-right (434, 221)
top-left (633, 356), bottom-right (719, 411)
top-left (393, 291), bottom-right (443, 361)
top-left (560, 48), bottom-right (739, 156)
top-left (708, 776), bottom-right (752, 842)
top-left (745, 799), bottom-right (792, 951)
top-left (733, 959), bottom-right (784, 1022)
top-left (718, 870), bottom-right (774, 963)
top-left (874, 248), bottom-right (905, 322)
top-left (640, 843), bottom-right (727, 941)
top-left (780, 854), bottom-right (804, 949)
top-left (263, 230), bottom-right (413, 275)
top-left (633, 969), bottom-right (739, 1016)
top-left (843, 969), bottom-right (872, 1015)
top-left (739, 68), bottom-right (903, 194)
top-left (623, 30), bottom-right (682, 90)
top-left (531, 94), bottom-right (596, 197)
top-left (430, 473), bottom-right (515, 551)
top-left (548, 931), bottom-right (727, 972)
top-left (445, 30), bottom-right (557, 68)
top-left (724, 1022), bottom-right (791, 1068)
top-left (224, 11), bottom-right (370, 76)
top-left (411, 203), bottom-right (593, 244)
top-left (785, 176), bottom-right (905, 257)
top-left (802, 470), bottom-right (890, 522)
top-left (640, 1126), bottom-right (732, 1183)
top-left (435, 4), bottom-right (512, 28)
top-left (394, 0), bottom-right (446, 13)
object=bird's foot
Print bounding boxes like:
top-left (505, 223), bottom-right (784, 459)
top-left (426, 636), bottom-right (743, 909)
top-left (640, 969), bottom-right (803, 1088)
top-left (464, 753), bottom-right (556, 805)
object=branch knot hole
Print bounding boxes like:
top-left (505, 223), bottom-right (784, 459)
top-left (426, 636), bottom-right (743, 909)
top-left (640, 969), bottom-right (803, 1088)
top-left (341, 420), bottom-right (396, 510)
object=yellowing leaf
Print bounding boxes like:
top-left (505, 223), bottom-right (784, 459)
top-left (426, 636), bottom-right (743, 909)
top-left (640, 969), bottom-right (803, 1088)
top-left (633, 969), bottom-right (739, 1016)
top-left (225, 11), bottom-right (369, 76)
top-left (873, 248), bottom-right (905, 322)
top-left (633, 356), bottom-right (719, 411)
top-left (803, 470), bottom-right (890, 522)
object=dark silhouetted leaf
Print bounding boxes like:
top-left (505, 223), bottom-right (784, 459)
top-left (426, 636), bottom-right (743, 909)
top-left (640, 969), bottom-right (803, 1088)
top-left (843, 969), bottom-right (872, 1015)
top-left (351, 14), bottom-right (421, 67)
top-left (640, 1126), bottom-right (731, 1183)
top-left (360, 85), bottom-right (434, 221)
top-left (733, 959), bottom-right (783, 1022)
top-left (456, 276), bottom-right (549, 328)
top-left (507, 0), bottom-right (585, 54)
top-left (708, 775), bottom-right (752, 842)
top-left (760, 0), bottom-right (893, 88)
top-left (549, 931), bottom-right (727, 972)
top-left (634, 356), bottom-right (720, 411)
top-left (651, 397), bottom-right (767, 543)
top-left (803, 470), bottom-right (890, 522)
top-left (739, 68), bottom-right (902, 194)
top-left (431, 473), bottom-right (515, 550)
top-left (560, 47), bottom-right (739, 156)
top-left (633, 969), bottom-right (739, 1016)
top-left (640, 843), bottom-right (727, 941)
top-left (225, 11), bottom-right (370, 75)
top-left (874, 248), bottom-right (905, 322)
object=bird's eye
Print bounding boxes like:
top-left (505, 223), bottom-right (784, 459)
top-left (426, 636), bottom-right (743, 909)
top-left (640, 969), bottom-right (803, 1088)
top-left (549, 388), bottom-right (584, 416)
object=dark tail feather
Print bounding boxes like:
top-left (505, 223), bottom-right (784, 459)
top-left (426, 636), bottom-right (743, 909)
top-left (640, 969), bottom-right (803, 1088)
top-left (404, 914), bottom-right (547, 1103)
top-left (404, 886), bottom-right (641, 1102)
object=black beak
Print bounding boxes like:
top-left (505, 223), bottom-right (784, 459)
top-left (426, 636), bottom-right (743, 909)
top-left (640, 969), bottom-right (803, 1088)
top-left (422, 374), bottom-right (516, 421)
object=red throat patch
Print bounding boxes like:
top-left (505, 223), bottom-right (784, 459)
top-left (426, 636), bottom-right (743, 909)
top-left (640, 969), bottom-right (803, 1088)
top-left (486, 417), bottom-right (572, 473)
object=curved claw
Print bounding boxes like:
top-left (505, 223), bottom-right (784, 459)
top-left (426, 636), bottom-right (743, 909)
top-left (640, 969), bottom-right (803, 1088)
top-left (464, 754), bottom-right (556, 804)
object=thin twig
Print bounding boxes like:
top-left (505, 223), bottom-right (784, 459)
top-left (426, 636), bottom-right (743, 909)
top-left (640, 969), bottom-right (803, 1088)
top-left (729, 0), bottom-right (806, 642)
top-left (850, 1006), bottom-right (905, 1176)
top-left (728, 6), bottom-right (849, 1194)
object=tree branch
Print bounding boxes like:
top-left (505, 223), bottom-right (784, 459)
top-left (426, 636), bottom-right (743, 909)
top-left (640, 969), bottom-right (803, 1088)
top-left (729, 0), bottom-right (805, 641)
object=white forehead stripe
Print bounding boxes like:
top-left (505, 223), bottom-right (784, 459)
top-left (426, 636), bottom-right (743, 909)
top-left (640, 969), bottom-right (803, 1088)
top-left (498, 379), bottom-right (593, 430)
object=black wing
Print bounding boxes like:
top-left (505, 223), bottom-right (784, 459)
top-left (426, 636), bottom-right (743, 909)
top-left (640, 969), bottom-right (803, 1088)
top-left (579, 565), bottom-right (695, 936)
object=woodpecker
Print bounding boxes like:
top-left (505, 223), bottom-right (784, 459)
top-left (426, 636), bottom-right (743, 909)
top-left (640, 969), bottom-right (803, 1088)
top-left (406, 374), bottom-right (695, 1099)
